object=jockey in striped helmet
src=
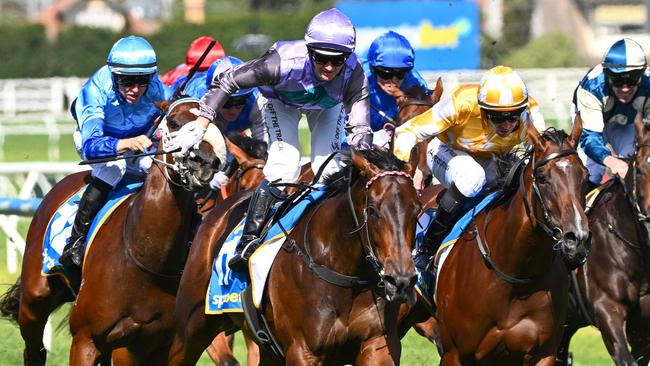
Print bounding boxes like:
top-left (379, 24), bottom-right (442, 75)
top-left (573, 38), bottom-right (650, 188)
top-left (393, 65), bottom-right (545, 276)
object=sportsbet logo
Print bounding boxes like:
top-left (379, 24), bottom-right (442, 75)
top-left (212, 292), bottom-right (241, 307)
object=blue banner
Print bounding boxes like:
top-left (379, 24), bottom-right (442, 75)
top-left (338, 0), bottom-right (480, 70)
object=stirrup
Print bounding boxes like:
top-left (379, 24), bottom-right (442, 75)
top-left (228, 238), bottom-right (261, 271)
top-left (60, 238), bottom-right (85, 268)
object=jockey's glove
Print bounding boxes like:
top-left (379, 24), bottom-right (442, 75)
top-left (164, 120), bottom-right (206, 155)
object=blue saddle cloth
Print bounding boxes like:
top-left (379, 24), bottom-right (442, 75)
top-left (206, 187), bottom-right (328, 314)
top-left (415, 190), bottom-right (502, 313)
top-left (41, 180), bottom-right (143, 293)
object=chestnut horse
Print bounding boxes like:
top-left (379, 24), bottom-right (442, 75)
top-left (0, 98), bottom-right (223, 365)
top-left (401, 117), bottom-right (591, 365)
top-left (556, 114), bottom-right (650, 366)
top-left (168, 148), bottom-right (421, 365)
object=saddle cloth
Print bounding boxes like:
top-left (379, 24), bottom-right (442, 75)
top-left (206, 186), bottom-right (328, 314)
top-left (41, 181), bottom-right (143, 291)
top-left (414, 190), bottom-right (502, 312)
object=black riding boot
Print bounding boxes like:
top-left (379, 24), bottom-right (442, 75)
top-left (414, 184), bottom-right (470, 275)
top-left (59, 178), bottom-right (112, 269)
top-left (228, 180), bottom-right (280, 272)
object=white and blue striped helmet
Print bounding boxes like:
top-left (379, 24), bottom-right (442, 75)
top-left (602, 38), bottom-right (647, 74)
top-left (107, 36), bottom-right (157, 75)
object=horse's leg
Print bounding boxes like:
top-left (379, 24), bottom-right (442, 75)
top-left (593, 299), bottom-right (638, 366)
top-left (245, 333), bottom-right (260, 366)
top-left (18, 277), bottom-right (68, 366)
top-left (554, 321), bottom-right (579, 366)
top-left (110, 348), bottom-right (135, 366)
top-left (69, 331), bottom-right (102, 366)
top-left (439, 350), bottom-right (462, 366)
top-left (168, 314), bottom-right (226, 366)
top-left (356, 335), bottom-right (399, 366)
top-left (627, 315), bottom-right (650, 366)
top-left (206, 332), bottom-right (239, 366)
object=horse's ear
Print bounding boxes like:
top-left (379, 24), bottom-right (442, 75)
top-left (351, 149), bottom-right (380, 178)
top-left (225, 138), bottom-right (249, 165)
top-left (430, 78), bottom-right (443, 104)
top-left (404, 143), bottom-right (419, 176)
top-left (156, 101), bottom-right (171, 113)
top-left (526, 118), bottom-right (543, 150)
top-left (568, 113), bottom-right (584, 149)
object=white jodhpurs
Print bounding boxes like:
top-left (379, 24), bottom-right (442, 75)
top-left (91, 155), bottom-right (153, 187)
top-left (425, 138), bottom-right (499, 198)
top-left (261, 97), bottom-right (346, 183)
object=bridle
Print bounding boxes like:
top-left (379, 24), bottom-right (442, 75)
top-left (153, 97), bottom-right (207, 191)
top-left (475, 146), bottom-right (579, 285)
top-left (281, 168), bottom-right (414, 294)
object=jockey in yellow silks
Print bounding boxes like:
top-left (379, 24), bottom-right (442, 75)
top-left (392, 65), bottom-right (545, 275)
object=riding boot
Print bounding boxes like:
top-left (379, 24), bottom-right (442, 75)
top-left (59, 178), bottom-right (112, 269)
top-left (228, 180), bottom-right (280, 272)
top-left (414, 184), bottom-right (470, 276)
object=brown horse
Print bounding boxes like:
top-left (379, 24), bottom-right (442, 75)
top-left (168, 147), bottom-right (421, 365)
top-left (401, 117), bottom-right (591, 365)
top-left (0, 98), bottom-right (221, 365)
top-left (556, 114), bottom-right (650, 366)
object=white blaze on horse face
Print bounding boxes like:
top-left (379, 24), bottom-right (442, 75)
top-left (555, 159), bottom-right (586, 229)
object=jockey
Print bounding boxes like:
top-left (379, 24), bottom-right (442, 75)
top-left (160, 35), bottom-right (226, 87)
top-left (364, 31), bottom-right (431, 144)
top-left (164, 8), bottom-right (373, 272)
top-left (393, 65), bottom-right (545, 275)
top-left (59, 36), bottom-right (167, 269)
top-left (573, 38), bottom-right (650, 187)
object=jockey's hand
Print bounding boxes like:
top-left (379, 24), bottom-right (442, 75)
top-left (164, 120), bottom-right (207, 154)
top-left (209, 171), bottom-right (229, 190)
top-left (603, 155), bottom-right (629, 179)
top-left (117, 135), bottom-right (152, 153)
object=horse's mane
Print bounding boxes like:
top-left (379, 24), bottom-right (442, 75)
top-left (540, 127), bottom-right (568, 146)
top-left (322, 148), bottom-right (405, 195)
top-left (227, 133), bottom-right (268, 161)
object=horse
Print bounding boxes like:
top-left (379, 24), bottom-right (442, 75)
top-left (196, 134), bottom-right (267, 216)
top-left (167, 147), bottom-right (422, 365)
top-left (399, 117), bottom-right (591, 365)
top-left (0, 97), bottom-right (222, 365)
top-left (556, 113), bottom-right (650, 366)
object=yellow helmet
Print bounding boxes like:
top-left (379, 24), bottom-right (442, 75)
top-left (478, 66), bottom-right (528, 112)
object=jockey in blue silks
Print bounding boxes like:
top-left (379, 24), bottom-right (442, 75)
top-left (60, 36), bottom-right (167, 269)
top-left (573, 38), bottom-right (650, 188)
top-left (163, 8), bottom-right (373, 272)
top-left (364, 31), bottom-right (430, 146)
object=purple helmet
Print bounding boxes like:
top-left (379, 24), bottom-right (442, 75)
top-left (304, 8), bottom-right (356, 53)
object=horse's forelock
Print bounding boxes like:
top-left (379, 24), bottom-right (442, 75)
top-left (323, 148), bottom-right (405, 194)
top-left (541, 127), bottom-right (568, 148)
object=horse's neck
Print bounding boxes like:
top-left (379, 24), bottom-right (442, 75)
top-left (305, 190), bottom-right (368, 275)
top-left (127, 165), bottom-right (196, 265)
top-left (483, 179), bottom-right (556, 278)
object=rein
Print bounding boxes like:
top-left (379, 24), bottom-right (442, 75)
top-left (476, 148), bottom-right (578, 285)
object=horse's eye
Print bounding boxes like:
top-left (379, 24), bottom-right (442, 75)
top-left (535, 174), bottom-right (548, 184)
top-left (366, 205), bottom-right (378, 217)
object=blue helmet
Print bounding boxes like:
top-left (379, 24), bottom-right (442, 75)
top-left (107, 36), bottom-right (157, 75)
top-left (602, 38), bottom-right (647, 74)
top-left (205, 56), bottom-right (253, 97)
top-left (368, 31), bottom-right (415, 69)
top-left (304, 8), bottom-right (356, 54)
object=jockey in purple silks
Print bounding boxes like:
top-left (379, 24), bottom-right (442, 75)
top-left (163, 8), bottom-right (373, 271)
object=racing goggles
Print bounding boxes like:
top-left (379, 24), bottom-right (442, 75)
top-left (484, 108), bottom-right (525, 124)
top-left (607, 70), bottom-right (644, 87)
top-left (308, 48), bottom-right (349, 67)
top-left (223, 95), bottom-right (249, 109)
top-left (372, 66), bottom-right (411, 80)
top-left (114, 73), bottom-right (153, 87)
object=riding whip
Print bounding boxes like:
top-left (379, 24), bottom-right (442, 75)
top-left (79, 148), bottom-right (181, 165)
